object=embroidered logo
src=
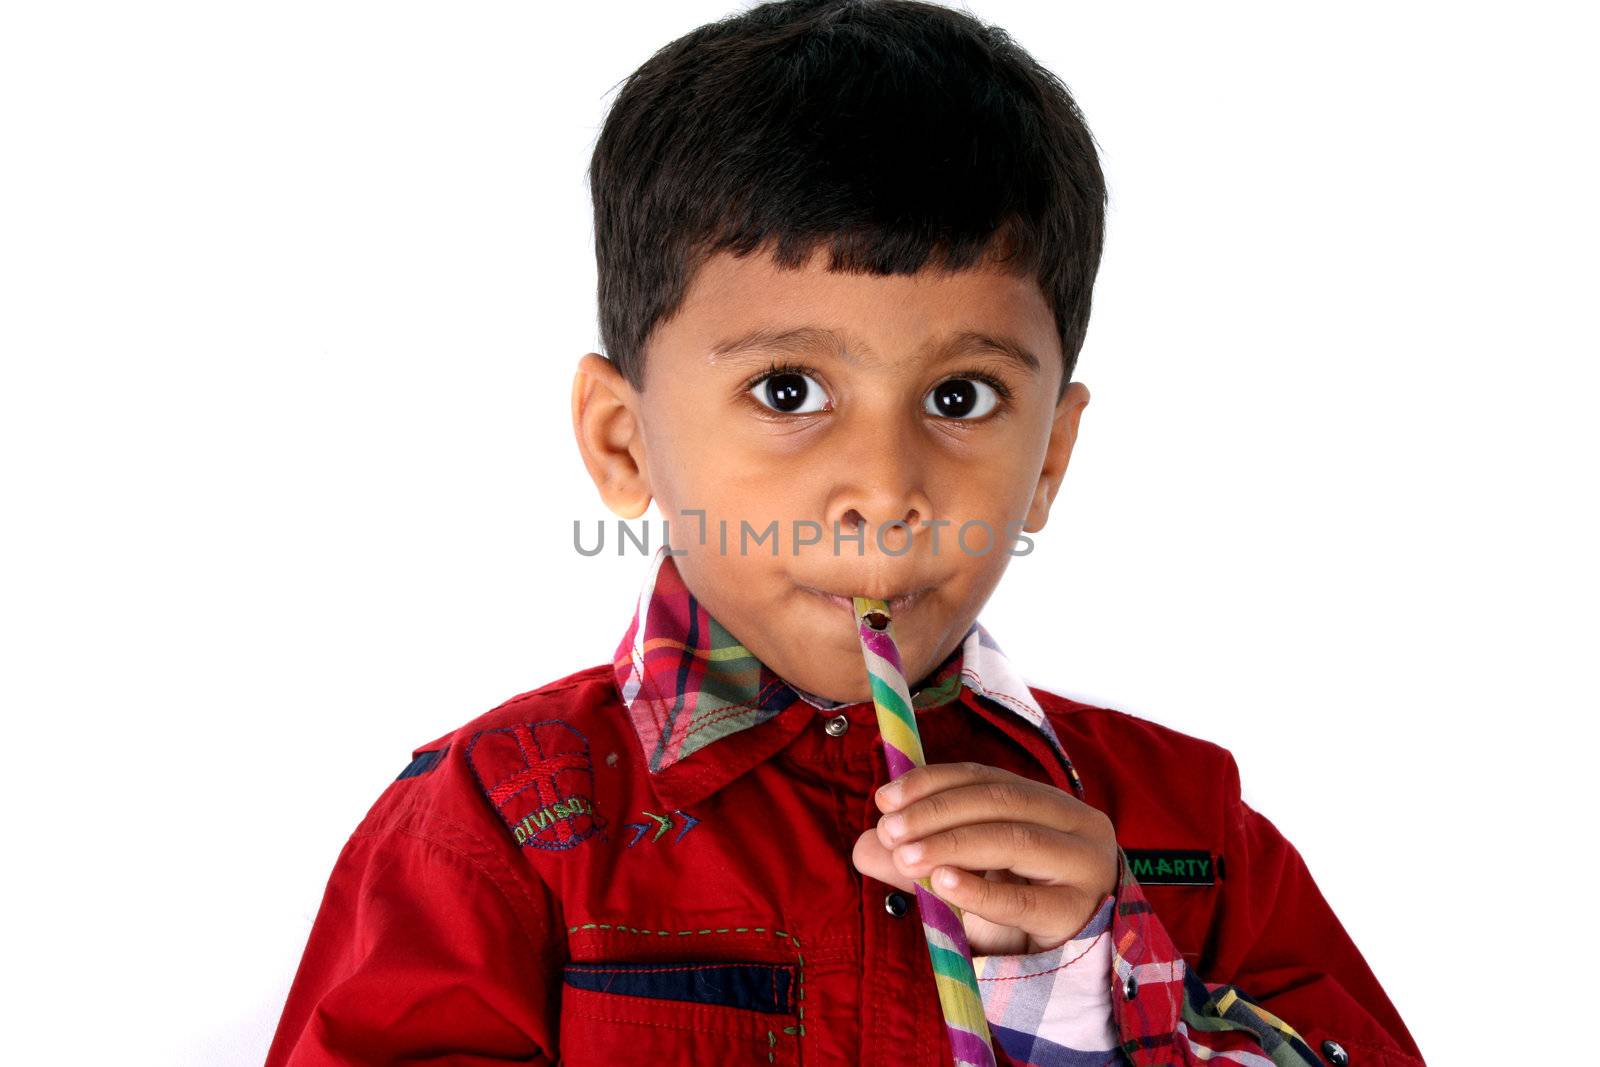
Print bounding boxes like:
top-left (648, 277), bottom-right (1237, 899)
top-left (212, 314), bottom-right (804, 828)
top-left (1124, 848), bottom-right (1217, 885)
top-left (466, 719), bottom-right (608, 851)
top-left (622, 808), bottom-right (700, 848)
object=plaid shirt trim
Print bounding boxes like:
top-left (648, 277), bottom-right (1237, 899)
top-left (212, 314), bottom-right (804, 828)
top-left (611, 545), bottom-right (1323, 1066)
top-left (974, 893), bottom-right (1120, 1062)
top-left (1111, 850), bottom-right (1327, 1066)
top-left (613, 545), bottom-right (1078, 780)
top-left (972, 849), bottom-right (1327, 1066)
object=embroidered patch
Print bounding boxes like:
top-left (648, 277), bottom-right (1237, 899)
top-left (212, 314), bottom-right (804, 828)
top-left (622, 808), bottom-right (700, 848)
top-left (466, 719), bottom-right (608, 851)
top-left (1124, 848), bottom-right (1217, 885)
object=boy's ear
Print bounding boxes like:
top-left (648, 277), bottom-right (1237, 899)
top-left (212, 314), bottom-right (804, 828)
top-left (571, 352), bottom-right (653, 519)
top-left (1023, 381), bottom-right (1090, 533)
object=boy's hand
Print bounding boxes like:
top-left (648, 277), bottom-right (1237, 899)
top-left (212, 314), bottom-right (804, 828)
top-left (850, 762), bottom-right (1119, 956)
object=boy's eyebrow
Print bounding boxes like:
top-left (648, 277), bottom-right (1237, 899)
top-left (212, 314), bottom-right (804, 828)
top-left (706, 325), bottom-right (1041, 375)
top-left (937, 329), bottom-right (1042, 375)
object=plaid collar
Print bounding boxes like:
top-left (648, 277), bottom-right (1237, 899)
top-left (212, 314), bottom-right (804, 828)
top-left (611, 545), bottom-right (1082, 810)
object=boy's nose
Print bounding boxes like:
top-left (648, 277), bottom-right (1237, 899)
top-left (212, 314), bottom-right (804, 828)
top-left (829, 484), bottom-right (932, 552)
top-left (838, 501), bottom-right (921, 533)
top-left (821, 414), bottom-right (936, 553)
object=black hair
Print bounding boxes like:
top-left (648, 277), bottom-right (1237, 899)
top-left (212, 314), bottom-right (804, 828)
top-left (589, 0), bottom-right (1106, 399)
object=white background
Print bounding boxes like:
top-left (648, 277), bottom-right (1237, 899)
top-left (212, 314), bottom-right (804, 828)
top-left (3, 2), bottom-right (1595, 1063)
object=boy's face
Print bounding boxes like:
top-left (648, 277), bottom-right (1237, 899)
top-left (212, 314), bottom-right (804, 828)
top-left (573, 245), bottom-right (1089, 703)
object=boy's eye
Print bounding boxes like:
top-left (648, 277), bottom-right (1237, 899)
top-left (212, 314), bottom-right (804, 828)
top-left (924, 377), bottom-right (1000, 420)
top-left (749, 370), bottom-right (830, 414)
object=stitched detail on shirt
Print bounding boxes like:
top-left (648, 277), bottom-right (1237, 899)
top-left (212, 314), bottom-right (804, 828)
top-left (681, 701), bottom-right (778, 742)
top-left (567, 961), bottom-right (772, 975)
top-left (679, 679), bottom-right (794, 741)
top-left (565, 922), bottom-right (806, 1052)
top-left (974, 930), bottom-right (1106, 983)
top-left (960, 666), bottom-right (1036, 720)
top-left (467, 719), bottom-right (608, 852)
top-left (621, 808), bottom-right (700, 848)
top-left (564, 960), bottom-right (793, 1014)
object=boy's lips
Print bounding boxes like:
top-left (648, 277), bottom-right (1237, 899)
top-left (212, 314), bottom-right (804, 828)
top-left (799, 582), bottom-right (933, 618)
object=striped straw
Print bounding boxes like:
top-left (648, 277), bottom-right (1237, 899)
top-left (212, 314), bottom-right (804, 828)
top-left (852, 596), bottom-right (997, 1067)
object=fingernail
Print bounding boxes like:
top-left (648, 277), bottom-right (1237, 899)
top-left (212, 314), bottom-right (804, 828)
top-left (877, 782), bottom-right (901, 807)
top-left (882, 813), bottom-right (907, 840)
top-left (936, 867), bottom-right (959, 889)
top-left (898, 841), bottom-right (924, 863)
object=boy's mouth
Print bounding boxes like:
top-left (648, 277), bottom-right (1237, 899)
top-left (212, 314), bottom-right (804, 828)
top-left (798, 582), bottom-right (933, 619)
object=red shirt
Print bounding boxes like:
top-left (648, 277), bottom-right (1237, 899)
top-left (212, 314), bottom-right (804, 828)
top-left (267, 547), bottom-right (1422, 1066)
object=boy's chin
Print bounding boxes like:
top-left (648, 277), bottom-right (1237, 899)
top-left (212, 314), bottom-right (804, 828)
top-left (809, 682), bottom-right (875, 707)
top-left (778, 588), bottom-right (947, 704)
top-left (778, 652), bottom-right (871, 705)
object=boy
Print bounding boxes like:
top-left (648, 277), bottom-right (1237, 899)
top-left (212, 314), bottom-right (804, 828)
top-left (267, 1), bottom-right (1422, 1064)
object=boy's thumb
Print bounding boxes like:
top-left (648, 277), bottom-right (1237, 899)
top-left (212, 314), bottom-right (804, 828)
top-left (850, 827), bottom-right (918, 894)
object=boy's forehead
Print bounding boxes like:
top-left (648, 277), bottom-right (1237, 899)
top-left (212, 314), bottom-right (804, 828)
top-left (664, 246), bottom-right (1060, 377)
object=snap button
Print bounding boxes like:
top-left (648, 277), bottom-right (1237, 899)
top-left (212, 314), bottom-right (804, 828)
top-left (1321, 1039), bottom-right (1349, 1065)
top-left (884, 891), bottom-right (910, 918)
top-left (1122, 973), bottom-right (1139, 1000)
top-left (823, 714), bottom-right (850, 737)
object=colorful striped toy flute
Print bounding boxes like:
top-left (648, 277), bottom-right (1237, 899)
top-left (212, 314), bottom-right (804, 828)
top-left (852, 596), bottom-right (997, 1067)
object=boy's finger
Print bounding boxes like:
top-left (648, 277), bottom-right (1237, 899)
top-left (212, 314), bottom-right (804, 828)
top-left (876, 778), bottom-right (1108, 850)
top-left (889, 820), bottom-right (1099, 886)
top-left (929, 865), bottom-right (1087, 942)
top-left (850, 826), bottom-right (918, 894)
top-left (875, 761), bottom-right (1027, 813)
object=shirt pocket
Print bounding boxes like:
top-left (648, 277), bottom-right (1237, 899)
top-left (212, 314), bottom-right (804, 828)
top-left (559, 959), bottom-right (803, 1066)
